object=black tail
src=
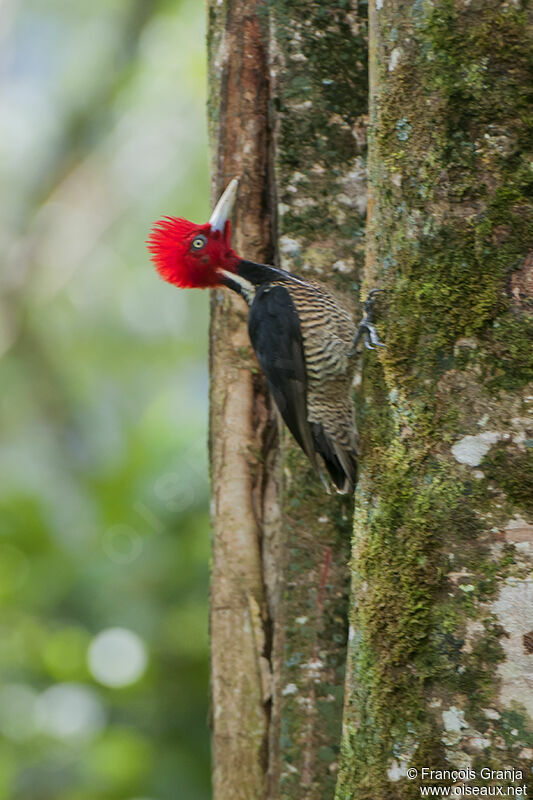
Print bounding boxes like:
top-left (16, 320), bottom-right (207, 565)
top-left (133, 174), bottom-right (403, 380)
top-left (311, 423), bottom-right (357, 494)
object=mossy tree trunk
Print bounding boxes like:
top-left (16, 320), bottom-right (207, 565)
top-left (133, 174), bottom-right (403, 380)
top-left (337, 1), bottom-right (533, 798)
top-left (207, 1), bottom-right (368, 798)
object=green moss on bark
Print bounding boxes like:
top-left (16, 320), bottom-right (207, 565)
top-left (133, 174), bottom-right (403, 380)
top-left (269, 0), bottom-right (369, 288)
top-left (483, 444), bottom-right (533, 518)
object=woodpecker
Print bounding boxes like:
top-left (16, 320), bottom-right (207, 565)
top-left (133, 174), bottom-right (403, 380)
top-left (147, 179), bottom-right (383, 494)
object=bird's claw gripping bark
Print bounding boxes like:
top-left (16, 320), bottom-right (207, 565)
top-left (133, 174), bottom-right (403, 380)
top-left (349, 289), bottom-right (386, 355)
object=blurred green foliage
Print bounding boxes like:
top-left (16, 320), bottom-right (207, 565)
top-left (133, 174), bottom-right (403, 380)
top-left (0, 1), bottom-right (211, 798)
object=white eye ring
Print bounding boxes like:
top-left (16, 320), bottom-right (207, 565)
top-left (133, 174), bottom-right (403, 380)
top-left (191, 235), bottom-right (207, 250)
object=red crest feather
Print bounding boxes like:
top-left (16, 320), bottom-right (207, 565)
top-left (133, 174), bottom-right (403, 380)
top-left (146, 217), bottom-right (199, 286)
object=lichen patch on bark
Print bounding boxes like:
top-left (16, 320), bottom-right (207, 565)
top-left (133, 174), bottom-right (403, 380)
top-left (491, 577), bottom-right (533, 718)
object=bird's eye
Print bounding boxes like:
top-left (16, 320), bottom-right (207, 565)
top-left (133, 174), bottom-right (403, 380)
top-left (191, 235), bottom-right (207, 251)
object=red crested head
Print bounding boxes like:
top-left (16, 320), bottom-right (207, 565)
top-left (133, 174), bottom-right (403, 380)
top-left (147, 217), bottom-right (238, 289)
top-left (147, 179), bottom-right (240, 289)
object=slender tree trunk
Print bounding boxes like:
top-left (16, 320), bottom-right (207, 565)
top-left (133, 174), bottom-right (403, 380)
top-left (207, 1), bottom-right (368, 798)
top-left (267, 3), bottom-right (368, 797)
top-left (208, 4), bottom-right (273, 797)
top-left (337, 1), bottom-right (533, 798)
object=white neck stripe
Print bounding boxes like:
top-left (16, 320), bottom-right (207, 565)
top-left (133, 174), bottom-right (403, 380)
top-left (219, 269), bottom-right (255, 297)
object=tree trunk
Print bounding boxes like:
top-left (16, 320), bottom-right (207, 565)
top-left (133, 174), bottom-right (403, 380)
top-left (207, 1), bottom-right (368, 798)
top-left (208, 3), bottom-right (272, 797)
top-left (267, 4), bottom-right (368, 797)
top-left (337, 1), bottom-right (533, 798)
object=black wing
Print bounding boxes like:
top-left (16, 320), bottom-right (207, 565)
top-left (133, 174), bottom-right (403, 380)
top-left (248, 284), bottom-right (318, 471)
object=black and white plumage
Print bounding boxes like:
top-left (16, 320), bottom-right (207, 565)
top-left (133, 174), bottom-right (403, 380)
top-left (221, 261), bottom-right (361, 493)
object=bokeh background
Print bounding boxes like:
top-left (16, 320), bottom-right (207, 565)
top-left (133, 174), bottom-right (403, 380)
top-left (0, 1), bottom-right (211, 798)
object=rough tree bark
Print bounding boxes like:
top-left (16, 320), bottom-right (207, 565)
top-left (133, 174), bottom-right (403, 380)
top-left (267, 4), bottom-right (368, 798)
top-left (207, 4), bottom-right (272, 797)
top-left (207, 1), bottom-right (368, 798)
top-left (337, 0), bottom-right (533, 798)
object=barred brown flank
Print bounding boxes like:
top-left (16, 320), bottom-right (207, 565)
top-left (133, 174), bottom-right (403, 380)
top-left (233, 259), bottom-right (359, 494)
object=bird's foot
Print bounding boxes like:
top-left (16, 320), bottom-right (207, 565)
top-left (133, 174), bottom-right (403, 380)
top-left (349, 289), bottom-right (386, 355)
